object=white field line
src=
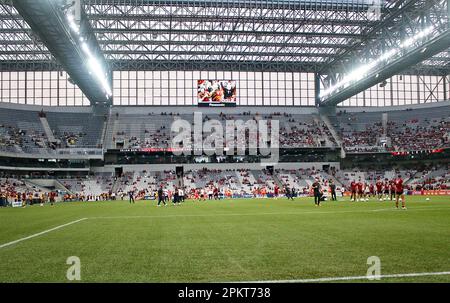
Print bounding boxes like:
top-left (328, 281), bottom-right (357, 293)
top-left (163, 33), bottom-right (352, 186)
top-left (0, 218), bottom-right (88, 249)
top-left (229, 271), bottom-right (450, 283)
top-left (1, 206), bottom-right (446, 248)
top-left (370, 205), bottom-right (447, 212)
top-left (88, 205), bottom-right (450, 220)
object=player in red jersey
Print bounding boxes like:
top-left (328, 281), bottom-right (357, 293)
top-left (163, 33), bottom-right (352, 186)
top-left (194, 189), bottom-right (199, 201)
top-left (357, 179), bottom-right (364, 202)
top-left (350, 180), bottom-right (357, 202)
top-left (394, 175), bottom-right (406, 210)
top-left (369, 183), bottom-right (375, 200)
top-left (274, 185), bottom-right (279, 199)
top-left (375, 178), bottom-right (383, 201)
top-left (49, 191), bottom-right (56, 206)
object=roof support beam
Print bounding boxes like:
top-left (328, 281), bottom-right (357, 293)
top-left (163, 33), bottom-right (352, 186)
top-left (12, 0), bottom-right (112, 105)
top-left (320, 29), bottom-right (450, 106)
top-left (91, 28), bottom-right (362, 39)
top-left (0, 59), bottom-right (448, 75)
top-left (319, 0), bottom-right (450, 105)
top-left (0, 50), bottom-right (334, 58)
top-left (83, 0), bottom-right (372, 11)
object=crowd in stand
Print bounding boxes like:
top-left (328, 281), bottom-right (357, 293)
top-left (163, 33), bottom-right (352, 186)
top-left (125, 126), bottom-right (170, 149)
top-left (61, 173), bottom-right (114, 201)
top-left (112, 111), bottom-right (337, 149)
top-left (388, 119), bottom-right (449, 152)
top-left (407, 164), bottom-right (450, 190)
top-left (0, 123), bottom-right (47, 151)
top-left (337, 114), bottom-right (449, 152)
top-left (338, 122), bottom-right (384, 152)
top-left (279, 123), bottom-right (317, 147)
top-left (3, 108), bottom-right (448, 153)
top-left (53, 131), bottom-right (87, 148)
top-left (2, 163), bottom-right (449, 207)
top-left (0, 177), bottom-right (57, 207)
top-left (110, 110), bottom-right (447, 152)
top-left (112, 114), bottom-right (450, 151)
top-left (0, 112), bottom-right (90, 152)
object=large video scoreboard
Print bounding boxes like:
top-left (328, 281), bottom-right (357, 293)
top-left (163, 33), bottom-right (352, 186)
top-left (197, 80), bottom-right (237, 107)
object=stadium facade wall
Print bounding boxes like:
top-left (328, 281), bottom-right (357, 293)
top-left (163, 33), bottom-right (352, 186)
top-left (0, 165), bottom-right (90, 172)
top-left (91, 162), bottom-right (340, 174)
top-left (109, 105), bottom-right (319, 115)
top-left (337, 100), bottom-right (450, 113)
top-left (0, 102), bottom-right (94, 114)
top-left (0, 99), bottom-right (448, 115)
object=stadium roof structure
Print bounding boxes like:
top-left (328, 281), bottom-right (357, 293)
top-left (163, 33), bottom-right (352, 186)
top-left (0, 0), bottom-right (449, 105)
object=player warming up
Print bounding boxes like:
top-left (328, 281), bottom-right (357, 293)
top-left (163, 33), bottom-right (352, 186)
top-left (357, 178), bottom-right (364, 202)
top-left (128, 190), bottom-right (135, 204)
top-left (376, 178), bottom-right (383, 201)
top-left (311, 178), bottom-right (322, 206)
top-left (383, 179), bottom-right (390, 201)
top-left (329, 180), bottom-right (337, 201)
top-left (394, 175), bottom-right (406, 210)
top-left (350, 180), bottom-right (357, 202)
top-left (157, 186), bottom-right (167, 207)
top-left (274, 185), bottom-right (279, 199)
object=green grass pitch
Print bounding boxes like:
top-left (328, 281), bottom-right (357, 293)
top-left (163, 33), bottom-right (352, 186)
top-left (0, 196), bottom-right (449, 283)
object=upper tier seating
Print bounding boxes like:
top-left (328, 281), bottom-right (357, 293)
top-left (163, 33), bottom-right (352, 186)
top-left (105, 111), bottom-right (337, 149)
top-left (1, 105), bottom-right (448, 155)
top-left (0, 107), bottom-right (105, 154)
top-left (46, 112), bottom-right (105, 148)
top-left (0, 108), bottom-right (47, 154)
top-left (331, 105), bottom-right (450, 152)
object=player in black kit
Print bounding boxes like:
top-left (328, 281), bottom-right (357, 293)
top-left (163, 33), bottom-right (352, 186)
top-left (311, 178), bottom-right (322, 206)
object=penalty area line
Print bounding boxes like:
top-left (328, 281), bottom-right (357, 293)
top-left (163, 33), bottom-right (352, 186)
top-left (0, 218), bottom-right (88, 249)
top-left (230, 271), bottom-right (450, 283)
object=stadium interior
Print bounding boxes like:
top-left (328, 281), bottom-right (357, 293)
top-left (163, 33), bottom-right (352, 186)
top-left (0, 0), bottom-right (449, 284)
top-left (1, 102), bottom-right (449, 201)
